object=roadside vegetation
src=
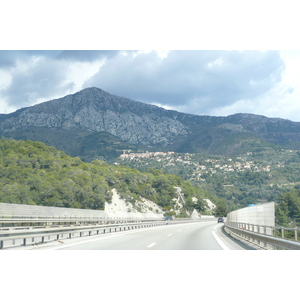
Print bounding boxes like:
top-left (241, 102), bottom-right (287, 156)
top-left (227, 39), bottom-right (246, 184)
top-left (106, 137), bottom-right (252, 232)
top-left (275, 186), bottom-right (300, 227)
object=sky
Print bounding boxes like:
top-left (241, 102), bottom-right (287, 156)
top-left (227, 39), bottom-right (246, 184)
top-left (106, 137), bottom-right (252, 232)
top-left (1, 49), bottom-right (300, 121)
top-left (1, 1), bottom-right (300, 124)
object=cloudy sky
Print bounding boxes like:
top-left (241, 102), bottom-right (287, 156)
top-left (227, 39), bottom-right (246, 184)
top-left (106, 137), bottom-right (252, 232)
top-left (1, 1), bottom-right (300, 122)
top-left (1, 50), bottom-right (300, 121)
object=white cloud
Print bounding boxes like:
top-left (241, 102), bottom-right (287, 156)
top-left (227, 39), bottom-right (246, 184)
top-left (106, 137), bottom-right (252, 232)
top-left (210, 77), bottom-right (298, 121)
top-left (0, 69), bottom-right (11, 89)
top-left (207, 58), bottom-right (224, 68)
top-left (62, 59), bottom-right (105, 92)
top-left (84, 50), bottom-right (286, 115)
top-left (0, 53), bottom-right (106, 111)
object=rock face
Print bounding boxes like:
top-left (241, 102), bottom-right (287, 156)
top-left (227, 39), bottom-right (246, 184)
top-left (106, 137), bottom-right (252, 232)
top-left (2, 87), bottom-right (300, 160)
top-left (0, 87), bottom-right (188, 147)
top-left (104, 189), bottom-right (164, 218)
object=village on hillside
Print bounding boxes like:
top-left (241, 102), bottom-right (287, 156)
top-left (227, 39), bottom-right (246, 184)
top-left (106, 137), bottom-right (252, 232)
top-left (114, 148), bottom-right (300, 208)
top-left (117, 149), bottom-right (290, 178)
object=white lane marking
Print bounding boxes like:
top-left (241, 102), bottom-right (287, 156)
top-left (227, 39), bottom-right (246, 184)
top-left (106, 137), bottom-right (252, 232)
top-left (214, 224), bottom-right (222, 229)
top-left (167, 234), bottom-right (172, 236)
top-left (147, 243), bottom-right (156, 248)
top-left (212, 231), bottom-right (230, 250)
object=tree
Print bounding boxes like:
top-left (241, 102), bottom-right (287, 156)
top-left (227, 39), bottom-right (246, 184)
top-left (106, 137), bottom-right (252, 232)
top-left (213, 200), bottom-right (228, 217)
top-left (276, 189), bottom-right (300, 226)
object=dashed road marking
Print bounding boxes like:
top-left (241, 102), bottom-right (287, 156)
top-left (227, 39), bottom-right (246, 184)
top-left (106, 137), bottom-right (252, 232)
top-left (147, 243), bottom-right (156, 248)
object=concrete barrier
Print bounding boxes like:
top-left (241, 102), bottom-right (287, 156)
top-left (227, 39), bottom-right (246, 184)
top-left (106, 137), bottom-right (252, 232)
top-left (0, 202), bottom-right (164, 220)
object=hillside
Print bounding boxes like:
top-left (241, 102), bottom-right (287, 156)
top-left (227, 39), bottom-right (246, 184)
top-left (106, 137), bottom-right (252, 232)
top-left (117, 149), bottom-right (300, 211)
top-left (2, 87), bottom-right (300, 161)
top-left (0, 139), bottom-right (218, 216)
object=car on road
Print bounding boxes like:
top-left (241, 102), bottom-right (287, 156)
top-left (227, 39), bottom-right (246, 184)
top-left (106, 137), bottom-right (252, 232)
top-left (217, 217), bottom-right (224, 223)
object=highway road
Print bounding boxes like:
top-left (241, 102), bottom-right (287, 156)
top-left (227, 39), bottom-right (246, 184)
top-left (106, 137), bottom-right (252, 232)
top-left (39, 220), bottom-right (249, 250)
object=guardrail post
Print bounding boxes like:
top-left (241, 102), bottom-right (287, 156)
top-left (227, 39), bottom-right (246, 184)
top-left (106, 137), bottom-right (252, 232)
top-left (0, 241), bottom-right (3, 249)
top-left (262, 227), bottom-right (267, 247)
top-left (295, 228), bottom-right (298, 241)
top-left (281, 228), bottom-right (285, 239)
top-left (23, 238), bottom-right (26, 246)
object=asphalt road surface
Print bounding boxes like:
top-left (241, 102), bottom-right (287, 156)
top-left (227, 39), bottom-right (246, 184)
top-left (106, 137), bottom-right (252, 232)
top-left (40, 221), bottom-right (248, 250)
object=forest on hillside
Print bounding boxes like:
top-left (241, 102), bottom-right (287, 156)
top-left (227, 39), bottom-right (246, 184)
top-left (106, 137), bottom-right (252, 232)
top-left (0, 139), bottom-right (222, 217)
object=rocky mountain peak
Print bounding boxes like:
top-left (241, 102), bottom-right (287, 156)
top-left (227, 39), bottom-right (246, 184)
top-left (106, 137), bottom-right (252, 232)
top-left (2, 87), bottom-right (300, 161)
top-left (0, 87), bottom-right (188, 146)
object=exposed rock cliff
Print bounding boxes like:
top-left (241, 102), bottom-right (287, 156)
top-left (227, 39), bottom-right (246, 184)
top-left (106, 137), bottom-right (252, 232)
top-left (0, 87), bottom-right (188, 146)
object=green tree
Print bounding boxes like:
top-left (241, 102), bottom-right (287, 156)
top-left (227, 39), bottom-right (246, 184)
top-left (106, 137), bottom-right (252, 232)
top-left (276, 189), bottom-right (300, 226)
top-left (213, 200), bottom-right (228, 217)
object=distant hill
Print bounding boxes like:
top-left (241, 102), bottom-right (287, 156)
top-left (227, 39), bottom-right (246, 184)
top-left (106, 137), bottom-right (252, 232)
top-left (1, 87), bottom-right (300, 161)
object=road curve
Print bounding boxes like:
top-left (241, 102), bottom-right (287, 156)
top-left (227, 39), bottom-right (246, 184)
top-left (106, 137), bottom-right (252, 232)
top-left (37, 221), bottom-right (248, 250)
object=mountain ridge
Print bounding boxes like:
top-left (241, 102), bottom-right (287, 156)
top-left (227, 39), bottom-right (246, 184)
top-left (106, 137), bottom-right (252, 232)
top-left (1, 87), bottom-right (300, 161)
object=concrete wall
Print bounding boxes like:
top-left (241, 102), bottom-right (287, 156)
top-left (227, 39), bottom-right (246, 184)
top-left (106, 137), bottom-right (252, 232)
top-left (0, 202), bottom-right (164, 220)
top-left (226, 202), bottom-right (275, 226)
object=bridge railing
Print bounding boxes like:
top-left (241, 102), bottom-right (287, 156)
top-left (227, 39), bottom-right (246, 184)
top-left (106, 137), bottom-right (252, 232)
top-left (225, 221), bottom-right (300, 250)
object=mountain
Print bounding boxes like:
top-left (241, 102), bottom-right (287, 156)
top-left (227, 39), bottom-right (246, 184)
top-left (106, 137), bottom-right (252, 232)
top-left (1, 87), bottom-right (300, 161)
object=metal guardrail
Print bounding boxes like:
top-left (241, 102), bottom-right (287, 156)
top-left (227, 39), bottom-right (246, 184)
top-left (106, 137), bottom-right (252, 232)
top-left (0, 218), bottom-right (201, 250)
top-left (0, 221), bottom-right (164, 249)
top-left (0, 216), bottom-right (166, 229)
top-left (224, 221), bottom-right (300, 250)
